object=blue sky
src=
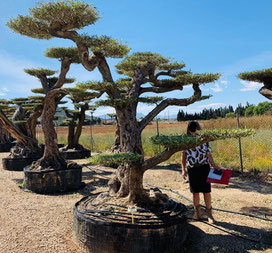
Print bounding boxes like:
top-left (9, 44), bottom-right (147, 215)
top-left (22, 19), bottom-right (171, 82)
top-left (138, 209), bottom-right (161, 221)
top-left (1, 0), bottom-right (272, 117)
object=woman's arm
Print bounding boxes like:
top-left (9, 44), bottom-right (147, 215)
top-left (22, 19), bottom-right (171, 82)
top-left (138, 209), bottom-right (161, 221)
top-left (207, 152), bottom-right (222, 170)
top-left (181, 151), bottom-right (187, 180)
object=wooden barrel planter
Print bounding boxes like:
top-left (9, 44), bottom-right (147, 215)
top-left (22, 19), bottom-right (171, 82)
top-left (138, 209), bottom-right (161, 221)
top-left (61, 149), bottom-right (91, 160)
top-left (73, 195), bottom-right (188, 253)
top-left (2, 156), bottom-right (40, 171)
top-left (23, 163), bottom-right (82, 194)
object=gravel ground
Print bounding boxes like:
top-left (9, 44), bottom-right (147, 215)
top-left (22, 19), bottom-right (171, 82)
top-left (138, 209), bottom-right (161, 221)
top-left (0, 152), bottom-right (271, 253)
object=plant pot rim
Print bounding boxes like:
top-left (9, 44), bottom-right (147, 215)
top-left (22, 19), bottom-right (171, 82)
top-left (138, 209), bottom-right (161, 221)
top-left (3, 157), bottom-right (38, 161)
top-left (74, 194), bottom-right (186, 229)
top-left (24, 164), bottom-right (82, 174)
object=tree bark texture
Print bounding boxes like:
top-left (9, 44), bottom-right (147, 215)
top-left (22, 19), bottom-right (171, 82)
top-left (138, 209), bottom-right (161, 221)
top-left (0, 109), bottom-right (40, 157)
top-left (0, 124), bottom-right (11, 143)
top-left (108, 105), bottom-right (148, 203)
top-left (32, 57), bottom-right (71, 170)
top-left (67, 119), bottom-right (76, 148)
top-left (73, 105), bottom-right (87, 148)
top-left (63, 104), bottom-right (88, 150)
top-left (12, 105), bottom-right (28, 136)
top-left (110, 118), bottom-right (121, 153)
top-left (259, 86), bottom-right (272, 100)
top-left (36, 89), bottom-right (67, 170)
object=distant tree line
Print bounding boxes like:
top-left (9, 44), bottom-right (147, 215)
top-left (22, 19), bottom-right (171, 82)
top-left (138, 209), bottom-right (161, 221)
top-left (244, 102), bottom-right (272, 117)
top-left (176, 102), bottom-right (272, 121)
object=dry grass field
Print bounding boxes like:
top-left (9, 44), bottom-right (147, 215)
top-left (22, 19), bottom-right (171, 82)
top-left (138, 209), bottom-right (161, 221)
top-left (36, 115), bottom-right (272, 173)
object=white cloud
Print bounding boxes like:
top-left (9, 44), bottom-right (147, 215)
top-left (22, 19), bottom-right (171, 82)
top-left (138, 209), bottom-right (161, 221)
top-left (240, 80), bottom-right (263, 92)
top-left (210, 83), bottom-right (223, 93)
top-left (92, 107), bottom-right (115, 117)
top-left (220, 80), bottom-right (228, 86)
top-left (198, 103), bottom-right (226, 109)
top-left (0, 87), bottom-right (8, 97)
top-left (183, 84), bottom-right (192, 89)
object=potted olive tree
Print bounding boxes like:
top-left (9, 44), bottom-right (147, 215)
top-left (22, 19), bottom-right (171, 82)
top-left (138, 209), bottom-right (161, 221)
top-left (0, 99), bottom-right (16, 152)
top-left (59, 87), bottom-right (99, 159)
top-left (0, 97), bottom-right (43, 170)
top-left (20, 47), bottom-right (83, 193)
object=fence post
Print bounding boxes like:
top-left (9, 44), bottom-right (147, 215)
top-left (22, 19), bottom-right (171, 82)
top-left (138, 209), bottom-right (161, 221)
top-left (90, 112), bottom-right (94, 151)
top-left (156, 118), bottom-right (161, 153)
top-left (236, 113), bottom-right (244, 173)
top-left (156, 118), bottom-right (160, 136)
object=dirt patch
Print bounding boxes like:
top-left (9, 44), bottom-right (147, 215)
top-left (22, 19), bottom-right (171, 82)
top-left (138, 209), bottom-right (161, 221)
top-left (0, 153), bottom-right (271, 253)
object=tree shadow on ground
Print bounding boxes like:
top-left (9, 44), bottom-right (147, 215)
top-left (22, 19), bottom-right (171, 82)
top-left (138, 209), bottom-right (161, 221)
top-left (185, 221), bottom-right (272, 253)
top-left (77, 178), bottom-right (109, 196)
top-left (78, 165), bottom-right (111, 196)
top-left (12, 178), bottom-right (23, 185)
top-left (82, 167), bottom-right (112, 178)
top-left (151, 164), bottom-right (181, 171)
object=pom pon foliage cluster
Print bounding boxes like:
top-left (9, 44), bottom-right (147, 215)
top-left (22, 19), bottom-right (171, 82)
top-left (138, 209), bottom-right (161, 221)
top-left (151, 129), bottom-right (255, 150)
top-left (77, 35), bottom-right (130, 58)
top-left (7, 0), bottom-right (99, 40)
top-left (45, 47), bottom-right (81, 63)
top-left (238, 68), bottom-right (272, 83)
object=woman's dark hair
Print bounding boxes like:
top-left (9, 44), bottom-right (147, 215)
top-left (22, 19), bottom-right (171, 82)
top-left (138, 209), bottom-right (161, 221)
top-left (187, 121), bottom-right (201, 135)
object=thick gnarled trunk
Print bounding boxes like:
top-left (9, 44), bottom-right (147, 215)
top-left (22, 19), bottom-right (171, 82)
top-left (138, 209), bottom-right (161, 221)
top-left (0, 125), bottom-right (11, 144)
top-left (72, 107), bottom-right (86, 149)
top-left (110, 118), bottom-right (121, 153)
top-left (66, 120), bottom-right (76, 148)
top-left (0, 109), bottom-right (40, 158)
top-left (63, 107), bottom-right (87, 151)
top-left (108, 106), bottom-right (147, 204)
top-left (34, 91), bottom-right (66, 170)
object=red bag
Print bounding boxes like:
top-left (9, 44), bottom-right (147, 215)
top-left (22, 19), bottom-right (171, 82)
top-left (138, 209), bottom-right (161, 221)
top-left (207, 168), bottom-right (232, 185)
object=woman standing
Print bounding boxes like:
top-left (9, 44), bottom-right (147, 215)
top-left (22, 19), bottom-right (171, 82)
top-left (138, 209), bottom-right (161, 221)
top-left (181, 121), bottom-right (222, 223)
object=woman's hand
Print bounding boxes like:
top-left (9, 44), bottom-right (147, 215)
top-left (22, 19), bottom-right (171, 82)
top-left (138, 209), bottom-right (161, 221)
top-left (213, 165), bottom-right (223, 170)
top-left (182, 170), bottom-right (187, 180)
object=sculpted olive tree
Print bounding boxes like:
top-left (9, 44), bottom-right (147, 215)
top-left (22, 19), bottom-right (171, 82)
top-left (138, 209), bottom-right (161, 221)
top-left (60, 87), bottom-right (99, 152)
top-left (0, 97), bottom-right (43, 158)
top-left (8, 0), bottom-right (253, 205)
top-left (238, 68), bottom-right (272, 100)
top-left (23, 47), bottom-right (82, 170)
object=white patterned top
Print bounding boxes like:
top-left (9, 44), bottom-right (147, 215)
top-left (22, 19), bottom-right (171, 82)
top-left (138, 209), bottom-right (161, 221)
top-left (184, 143), bottom-right (212, 168)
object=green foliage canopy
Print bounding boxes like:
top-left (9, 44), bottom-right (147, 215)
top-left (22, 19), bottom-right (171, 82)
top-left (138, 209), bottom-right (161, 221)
top-left (45, 47), bottom-right (81, 63)
top-left (77, 35), bottom-right (130, 58)
top-left (238, 68), bottom-right (272, 84)
top-left (24, 68), bottom-right (57, 77)
top-left (7, 0), bottom-right (99, 39)
top-left (151, 129), bottom-right (255, 150)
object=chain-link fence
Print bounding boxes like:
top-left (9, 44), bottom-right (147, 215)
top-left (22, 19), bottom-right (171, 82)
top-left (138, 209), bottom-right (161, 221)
top-left (33, 115), bottom-right (272, 173)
